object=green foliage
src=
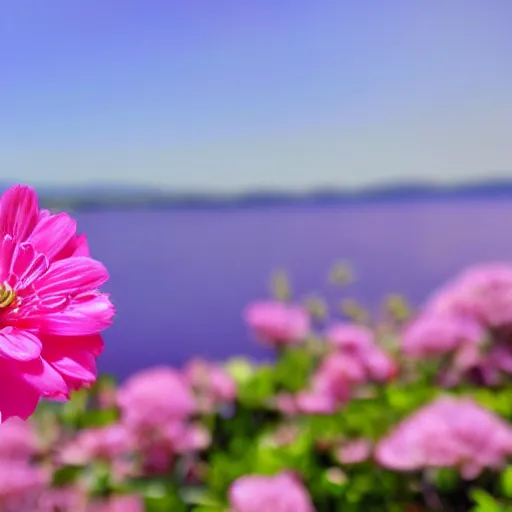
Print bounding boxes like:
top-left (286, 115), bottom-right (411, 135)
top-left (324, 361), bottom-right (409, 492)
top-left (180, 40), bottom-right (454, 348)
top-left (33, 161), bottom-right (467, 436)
top-left (22, 266), bottom-right (512, 511)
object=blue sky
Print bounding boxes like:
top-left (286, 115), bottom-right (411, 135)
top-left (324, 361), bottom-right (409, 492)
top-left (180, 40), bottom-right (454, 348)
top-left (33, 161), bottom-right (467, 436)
top-left (1, 0), bottom-right (511, 191)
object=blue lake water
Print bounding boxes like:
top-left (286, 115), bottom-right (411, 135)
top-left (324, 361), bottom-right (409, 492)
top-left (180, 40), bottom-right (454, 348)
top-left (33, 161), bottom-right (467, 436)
top-left (74, 199), bottom-right (512, 379)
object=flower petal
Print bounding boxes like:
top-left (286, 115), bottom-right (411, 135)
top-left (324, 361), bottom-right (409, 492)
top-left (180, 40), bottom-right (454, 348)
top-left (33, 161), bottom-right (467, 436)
top-left (0, 327), bottom-right (42, 361)
top-left (34, 256), bottom-right (109, 297)
top-left (0, 235), bottom-right (16, 282)
top-left (10, 243), bottom-right (49, 290)
top-left (37, 293), bottom-right (115, 336)
top-left (14, 357), bottom-right (69, 398)
top-left (73, 234), bottom-right (90, 257)
top-left (43, 333), bottom-right (104, 357)
top-left (0, 359), bottom-right (40, 421)
top-left (0, 185), bottom-right (39, 241)
top-left (28, 213), bottom-right (77, 261)
top-left (47, 349), bottom-right (97, 383)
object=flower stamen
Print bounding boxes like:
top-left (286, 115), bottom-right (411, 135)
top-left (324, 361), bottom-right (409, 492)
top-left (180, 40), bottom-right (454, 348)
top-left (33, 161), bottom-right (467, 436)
top-left (0, 282), bottom-right (16, 309)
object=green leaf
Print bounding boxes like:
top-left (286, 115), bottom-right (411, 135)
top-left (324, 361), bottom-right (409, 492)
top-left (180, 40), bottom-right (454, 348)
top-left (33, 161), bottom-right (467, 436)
top-left (501, 467), bottom-right (512, 499)
top-left (274, 348), bottom-right (315, 392)
top-left (470, 488), bottom-right (504, 512)
top-left (52, 465), bottom-right (83, 487)
top-left (145, 495), bottom-right (186, 512)
top-left (237, 365), bottom-right (275, 407)
top-left (433, 468), bottom-right (459, 493)
top-left (224, 357), bottom-right (254, 386)
top-left (78, 407), bottom-right (119, 428)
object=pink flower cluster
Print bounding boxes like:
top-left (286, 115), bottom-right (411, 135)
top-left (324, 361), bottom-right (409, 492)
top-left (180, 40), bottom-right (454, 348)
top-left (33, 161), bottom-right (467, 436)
top-left (0, 418), bottom-right (48, 511)
top-left (0, 358), bottom-right (237, 510)
top-left (376, 396), bottom-right (512, 479)
top-left (0, 413), bottom-right (145, 511)
top-left (115, 366), bottom-right (209, 475)
top-left (0, 185), bottom-right (114, 422)
top-left (228, 472), bottom-right (316, 512)
top-left (272, 323), bottom-right (396, 415)
top-left (402, 264), bottom-right (512, 385)
top-left (184, 358), bottom-right (237, 413)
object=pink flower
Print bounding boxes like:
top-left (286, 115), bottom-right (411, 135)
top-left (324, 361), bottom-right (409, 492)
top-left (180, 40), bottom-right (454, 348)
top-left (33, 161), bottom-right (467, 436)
top-left (243, 301), bottom-right (310, 346)
top-left (229, 472), bottom-right (315, 512)
top-left (325, 323), bottom-right (374, 353)
top-left (402, 313), bottom-right (484, 358)
top-left (274, 393), bottom-right (300, 415)
top-left (139, 421), bottom-right (211, 475)
top-left (171, 422), bottom-right (211, 453)
top-left (38, 485), bottom-right (87, 512)
top-left (426, 264), bottom-right (512, 328)
top-left (335, 439), bottom-right (372, 465)
top-left (311, 354), bottom-right (364, 400)
top-left (87, 495), bottom-right (144, 512)
top-left (59, 424), bottom-right (133, 465)
top-left (325, 323), bottom-right (397, 382)
top-left (296, 389), bottom-right (338, 415)
top-left (117, 366), bottom-right (196, 431)
top-left (375, 396), bottom-right (512, 479)
top-left (0, 461), bottom-right (48, 511)
top-left (295, 324), bottom-right (396, 414)
top-left (0, 417), bottom-right (39, 461)
top-left (0, 185), bottom-right (114, 421)
top-left (184, 358), bottom-right (236, 412)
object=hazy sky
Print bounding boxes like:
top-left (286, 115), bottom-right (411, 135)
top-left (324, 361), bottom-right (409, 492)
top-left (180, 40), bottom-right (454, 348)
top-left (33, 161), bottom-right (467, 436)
top-left (1, 1), bottom-right (511, 191)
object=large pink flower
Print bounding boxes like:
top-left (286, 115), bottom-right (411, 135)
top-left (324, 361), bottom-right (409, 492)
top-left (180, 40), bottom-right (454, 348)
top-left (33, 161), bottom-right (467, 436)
top-left (375, 396), bottom-right (512, 479)
top-left (425, 264), bottom-right (512, 328)
top-left (0, 185), bottom-right (114, 421)
top-left (401, 313), bottom-right (484, 358)
top-left (229, 472), bottom-right (315, 512)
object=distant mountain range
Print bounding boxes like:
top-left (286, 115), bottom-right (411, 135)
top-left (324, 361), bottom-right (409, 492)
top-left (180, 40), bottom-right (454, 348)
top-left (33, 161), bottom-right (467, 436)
top-left (6, 178), bottom-right (512, 211)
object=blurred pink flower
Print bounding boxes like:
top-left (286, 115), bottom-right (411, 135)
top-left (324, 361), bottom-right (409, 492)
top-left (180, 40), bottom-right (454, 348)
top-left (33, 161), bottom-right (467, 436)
top-left (325, 323), bottom-right (374, 353)
top-left (311, 354), bottom-right (363, 400)
top-left (0, 461), bottom-right (48, 511)
top-left (274, 393), bottom-right (300, 415)
top-left (184, 358), bottom-right (236, 412)
top-left (325, 322), bottom-right (397, 382)
top-left (229, 472), bottom-right (315, 512)
top-left (375, 396), bottom-right (512, 479)
top-left (117, 366), bottom-right (195, 431)
top-left (296, 389), bottom-right (338, 415)
top-left (270, 424), bottom-right (300, 447)
top-left (425, 263), bottom-right (512, 328)
top-left (243, 301), bottom-right (310, 346)
top-left (401, 313), bottom-right (484, 358)
top-left (299, 325), bottom-right (396, 414)
top-left (87, 495), bottom-right (144, 512)
top-left (59, 424), bottom-right (133, 465)
top-left (38, 485), bottom-right (87, 512)
top-left (171, 422), bottom-right (211, 453)
top-left (0, 417), bottom-right (39, 461)
top-left (0, 185), bottom-right (114, 422)
top-left (335, 439), bottom-right (372, 465)
top-left (140, 421), bottom-right (210, 475)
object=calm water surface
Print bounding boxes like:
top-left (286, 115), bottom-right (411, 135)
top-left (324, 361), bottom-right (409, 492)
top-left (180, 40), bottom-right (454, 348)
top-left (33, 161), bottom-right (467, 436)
top-left (75, 200), bottom-right (512, 379)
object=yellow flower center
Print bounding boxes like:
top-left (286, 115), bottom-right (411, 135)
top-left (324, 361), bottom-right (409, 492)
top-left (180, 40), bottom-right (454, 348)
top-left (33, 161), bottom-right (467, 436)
top-left (0, 282), bottom-right (16, 309)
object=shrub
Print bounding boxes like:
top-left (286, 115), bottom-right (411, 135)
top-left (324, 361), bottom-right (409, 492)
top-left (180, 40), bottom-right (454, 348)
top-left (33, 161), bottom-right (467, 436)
top-left (4, 263), bottom-right (512, 511)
